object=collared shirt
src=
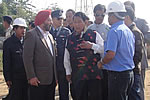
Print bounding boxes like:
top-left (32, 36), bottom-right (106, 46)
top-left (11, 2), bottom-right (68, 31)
top-left (37, 26), bottom-right (53, 56)
top-left (103, 21), bottom-right (135, 71)
top-left (88, 22), bottom-right (109, 41)
top-left (51, 26), bottom-right (61, 36)
top-left (64, 31), bottom-right (104, 75)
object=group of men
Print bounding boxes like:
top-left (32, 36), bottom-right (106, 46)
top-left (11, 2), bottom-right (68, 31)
top-left (2, 0), bottom-right (150, 100)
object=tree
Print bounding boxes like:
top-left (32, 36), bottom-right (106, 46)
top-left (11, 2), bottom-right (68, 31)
top-left (0, 0), bottom-right (36, 34)
top-left (46, 3), bottom-right (62, 11)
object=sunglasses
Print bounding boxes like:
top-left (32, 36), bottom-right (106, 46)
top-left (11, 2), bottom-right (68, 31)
top-left (94, 13), bottom-right (105, 17)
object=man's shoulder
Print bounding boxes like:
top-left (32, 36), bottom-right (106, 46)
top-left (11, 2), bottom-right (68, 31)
top-left (3, 35), bottom-right (14, 45)
top-left (26, 27), bottom-right (38, 36)
top-left (28, 27), bottom-right (38, 33)
top-left (101, 23), bottom-right (109, 27)
top-left (60, 27), bottom-right (71, 35)
top-left (88, 24), bottom-right (94, 28)
top-left (135, 17), bottom-right (147, 24)
top-left (110, 24), bottom-right (128, 35)
top-left (61, 27), bottom-right (70, 32)
top-left (88, 23), bottom-right (109, 29)
top-left (131, 24), bottom-right (143, 37)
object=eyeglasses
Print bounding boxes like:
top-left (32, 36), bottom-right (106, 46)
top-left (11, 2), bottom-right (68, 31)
top-left (94, 13), bottom-right (105, 17)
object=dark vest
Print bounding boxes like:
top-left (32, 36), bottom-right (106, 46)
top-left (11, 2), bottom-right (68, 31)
top-left (66, 29), bottom-right (102, 82)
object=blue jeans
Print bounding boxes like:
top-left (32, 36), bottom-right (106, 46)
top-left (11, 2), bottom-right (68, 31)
top-left (128, 73), bottom-right (142, 100)
top-left (108, 70), bottom-right (134, 100)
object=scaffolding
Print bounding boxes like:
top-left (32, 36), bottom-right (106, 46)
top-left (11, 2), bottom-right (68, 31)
top-left (75, 0), bottom-right (93, 16)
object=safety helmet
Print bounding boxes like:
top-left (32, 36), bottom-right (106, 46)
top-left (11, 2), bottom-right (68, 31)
top-left (106, 1), bottom-right (126, 13)
top-left (13, 18), bottom-right (27, 27)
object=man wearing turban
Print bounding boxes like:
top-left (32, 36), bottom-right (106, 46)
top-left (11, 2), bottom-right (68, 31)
top-left (23, 10), bottom-right (57, 100)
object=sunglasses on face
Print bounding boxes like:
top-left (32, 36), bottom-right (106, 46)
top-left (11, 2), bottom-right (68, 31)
top-left (94, 13), bottom-right (105, 17)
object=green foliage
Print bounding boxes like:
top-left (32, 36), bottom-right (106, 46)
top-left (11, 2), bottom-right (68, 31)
top-left (47, 3), bottom-right (62, 11)
top-left (0, 50), bottom-right (3, 71)
top-left (0, 2), bottom-right (8, 22)
top-left (0, 0), bottom-right (36, 34)
top-left (0, 24), bottom-right (5, 36)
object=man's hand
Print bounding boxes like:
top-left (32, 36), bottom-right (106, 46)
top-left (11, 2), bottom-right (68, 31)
top-left (97, 61), bottom-right (103, 69)
top-left (79, 41), bottom-right (92, 49)
top-left (29, 77), bottom-right (40, 86)
top-left (6, 81), bottom-right (12, 88)
top-left (66, 75), bottom-right (72, 83)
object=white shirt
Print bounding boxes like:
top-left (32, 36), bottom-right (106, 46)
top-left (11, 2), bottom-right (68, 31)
top-left (37, 26), bottom-right (53, 56)
top-left (88, 23), bottom-right (109, 41)
top-left (64, 31), bottom-right (104, 75)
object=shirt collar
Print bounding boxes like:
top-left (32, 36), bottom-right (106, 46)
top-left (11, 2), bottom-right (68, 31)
top-left (37, 26), bottom-right (49, 36)
top-left (128, 22), bottom-right (135, 27)
top-left (111, 21), bottom-right (124, 29)
top-left (94, 21), bottom-right (104, 25)
top-left (52, 26), bottom-right (61, 31)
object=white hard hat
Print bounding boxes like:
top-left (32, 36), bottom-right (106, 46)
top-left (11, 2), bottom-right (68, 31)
top-left (106, 1), bottom-right (126, 13)
top-left (13, 18), bottom-right (27, 27)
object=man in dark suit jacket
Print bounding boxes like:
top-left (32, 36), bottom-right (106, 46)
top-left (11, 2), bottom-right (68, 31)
top-left (3, 18), bottom-right (28, 100)
top-left (23, 10), bottom-right (57, 100)
top-left (50, 10), bottom-right (71, 100)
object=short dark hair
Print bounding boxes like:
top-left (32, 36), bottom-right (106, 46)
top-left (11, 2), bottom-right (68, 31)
top-left (13, 25), bottom-right (19, 30)
top-left (3, 16), bottom-right (13, 25)
top-left (29, 21), bottom-right (35, 28)
top-left (125, 5), bottom-right (135, 21)
top-left (93, 4), bottom-right (106, 13)
top-left (66, 9), bottom-right (75, 15)
top-left (73, 12), bottom-right (87, 22)
top-left (124, 1), bottom-right (135, 11)
top-left (85, 15), bottom-right (89, 20)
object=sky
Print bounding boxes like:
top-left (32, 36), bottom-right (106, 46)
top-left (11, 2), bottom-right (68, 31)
top-left (27, 0), bottom-right (150, 23)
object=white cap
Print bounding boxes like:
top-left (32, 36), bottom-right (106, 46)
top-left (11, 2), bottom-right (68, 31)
top-left (13, 18), bottom-right (27, 27)
top-left (106, 1), bottom-right (126, 13)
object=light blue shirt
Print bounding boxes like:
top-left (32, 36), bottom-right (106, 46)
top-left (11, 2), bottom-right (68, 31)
top-left (104, 21), bottom-right (135, 71)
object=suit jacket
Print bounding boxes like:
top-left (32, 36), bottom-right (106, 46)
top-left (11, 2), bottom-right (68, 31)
top-left (23, 27), bottom-right (57, 85)
top-left (3, 34), bottom-right (27, 82)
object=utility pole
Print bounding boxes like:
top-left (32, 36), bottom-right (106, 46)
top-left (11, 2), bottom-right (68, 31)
top-left (75, 0), bottom-right (93, 16)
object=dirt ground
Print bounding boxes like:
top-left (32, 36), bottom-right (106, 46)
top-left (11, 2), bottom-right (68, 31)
top-left (0, 69), bottom-right (150, 100)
